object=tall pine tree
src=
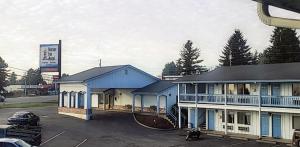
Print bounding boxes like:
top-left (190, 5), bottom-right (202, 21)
top-left (260, 27), bottom-right (300, 64)
top-left (176, 40), bottom-right (206, 75)
top-left (162, 61), bottom-right (177, 76)
top-left (219, 29), bottom-right (256, 66)
top-left (0, 57), bottom-right (8, 95)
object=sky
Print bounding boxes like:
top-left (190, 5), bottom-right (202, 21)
top-left (0, 0), bottom-right (299, 78)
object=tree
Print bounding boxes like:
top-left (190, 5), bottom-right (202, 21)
top-left (176, 40), bottom-right (207, 75)
top-left (260, 27), bottom-right (300, 64)
top-left (61, 73), bottom-right (69, 78)
top-left (8, 72), bottom-right (17, 85)
top-left (162, 61), bottom-right (177, 76)
top-left (219, 29), bottom-right (255, 66)
top-left (0, 57), bottom-right (8, 95)
top-left (20, 68), bottom-right (45, 85)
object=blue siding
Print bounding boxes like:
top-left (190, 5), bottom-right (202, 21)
top-left (261, 113), bottom-right (269, 136)
top-left (87, 66), bottom-right (158, 89)
top-left (272, 114), bottom-right (281, 138)
top-left (159, 85), bottom-right (178, 113)
top-left (208, 110), bottom-right (215, 130)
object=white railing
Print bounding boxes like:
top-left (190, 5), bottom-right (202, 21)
top-left (261, 96), bottom-right (300, 108)
top-left (227, 95), bottom-right (259, 106)
top-left (179, 93), bottom-right (300, 108)
top-left (179, 94), bottom-right (196, 102)
top-left (197, 94), bottom-right (225, 104)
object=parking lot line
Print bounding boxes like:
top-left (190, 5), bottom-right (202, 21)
top-left (75, 138), bottom-right (88, 147)
top-left (40, 131), bottom-right (65, 146)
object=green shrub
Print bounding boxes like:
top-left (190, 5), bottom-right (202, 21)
top-left (125, 104), bottom-right (132, 109)
top-left (150, 105), bottom-right (157, 112)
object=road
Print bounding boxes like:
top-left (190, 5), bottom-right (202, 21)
top-left (4, 95), bottom-right (58, 104)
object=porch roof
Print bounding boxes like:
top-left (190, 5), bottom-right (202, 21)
top-left (175, 62), bottom-right (300, 83)
top-left (132, 80), bottom-right (175, 94)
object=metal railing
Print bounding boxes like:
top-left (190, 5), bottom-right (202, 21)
top-left (197, 94), bottom-right (225, 104)
top-left (261, 96), bottom-right (300, 108)
top-left (179, 94), bottom-right (196, 102)
top-left (227, 95), bottom-right (259, 106)
top-left (179, 93), bottom-right (300, 108)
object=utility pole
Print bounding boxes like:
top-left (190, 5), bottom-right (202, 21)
top-left (99, 59), bottom-right (102, 67)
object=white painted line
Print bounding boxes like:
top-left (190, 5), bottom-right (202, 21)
top-left (40, 131), bottom-right (65, 146)
top-left (75, 139), bottom-right (88, 147)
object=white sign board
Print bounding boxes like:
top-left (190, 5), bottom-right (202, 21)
top-left (40, 44), bottom-right (59, 72)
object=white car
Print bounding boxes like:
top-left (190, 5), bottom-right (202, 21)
top-left (0, 138), bottom-right (35, 147)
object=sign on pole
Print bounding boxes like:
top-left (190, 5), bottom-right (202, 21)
top-left (39, 44), bottom-right (60, 72)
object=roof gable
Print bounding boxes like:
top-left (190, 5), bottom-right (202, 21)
top-left (133, 80), bottom-right (176, 94)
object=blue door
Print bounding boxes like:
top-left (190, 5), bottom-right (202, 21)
top-left (271, 84), bottom-right (281, 105)
top-left (189, 109), bottom-right (195, 128)
top-left (261, 113), bottom-right (269, 136)
top-left (261, 84), bottom-right (268, 105)
top-left (208, 110), bottom-right (215, 130)
top-left (272, 114), bottom-right (281, 138)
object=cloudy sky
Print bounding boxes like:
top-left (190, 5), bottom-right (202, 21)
top-left (0, 0), bottom-right (299, 77)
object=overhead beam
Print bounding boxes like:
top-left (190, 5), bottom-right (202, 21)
top-left (257, 2), bottom-right (300, 29)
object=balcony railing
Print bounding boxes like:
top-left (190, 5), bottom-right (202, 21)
top-left (261, 96), bottom-right (300, 108)
top-left (227, 95), bottom-right (259, 106)
top-left (197, 94), bottom-right (225, 104)
top-left (179, 94), bottom-right (300, 108)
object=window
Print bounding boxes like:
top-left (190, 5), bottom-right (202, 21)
top-left (237, 84), bottom-right (250, 95)
top-left (221, 111), bottom-right (234, 123)
top-left (293, 84), bottom-right (300, 96)
top-left (293, 116), bottom-right (300, 129)
top-left (227, 84), bottom-right (235, 94)
top-left (237, 112), bottom-right (251, 125)
top-left (186, 83), bottom-right (195, 94)
top-left (197, 84), bottom-right (206, 94)
top-left (179, 84), bottom-right (185, 94)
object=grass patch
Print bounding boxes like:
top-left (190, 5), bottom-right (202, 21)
top-left (0, 101), bottom-right (57, 109)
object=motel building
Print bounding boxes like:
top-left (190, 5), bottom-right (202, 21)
top-left (176, 62), bottom-right (300, 140)
top-left (56, 65), bottom-right (178, 121)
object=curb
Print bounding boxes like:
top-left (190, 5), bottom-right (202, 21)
top-left (132, 113), bottom-right (176, 131)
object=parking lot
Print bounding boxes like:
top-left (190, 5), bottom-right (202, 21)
top-left (0, 106), bottom-right (290, 147)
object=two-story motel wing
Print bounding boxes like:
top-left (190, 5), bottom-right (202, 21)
top-left (175, 62), bottom-right (300, 140)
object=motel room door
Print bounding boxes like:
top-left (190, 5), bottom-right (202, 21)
top-left (261, 113), bottom-right (269, 137)
top-left (208, 110), bottom-right (215, 130)
top-left (272, 114), bottom-right (281, 138)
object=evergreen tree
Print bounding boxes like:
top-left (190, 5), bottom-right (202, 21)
top-left (162, 61), bottom-right (177, 76)
top-left (176, 40), bottom-right (206, 75)
top-left (260, 27), bottom-right (300, 64)
top-left (8, 72), bottom-right (17, 85)
top-left (0, 57), bottom-right (8, 95)
top-left (20, 68), bottom-right (45, 85)
top-left (219, 29), bottom-right (255, 66)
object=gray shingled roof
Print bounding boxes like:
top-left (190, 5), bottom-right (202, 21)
top-left (133, 80), bottom-right (176, 94)
top-left (59, 65), bottom-right (127, 82)
top-left (176, 62), bottom-right (300, 83)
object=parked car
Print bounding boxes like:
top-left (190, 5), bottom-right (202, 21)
top-left (0, 138), bottom-right (35, 147)
top-left (7, 112), bottom-right (40, 126)
top-left (293, 129), bottom-right (300, 147)
top-left (0, 95), bottom-right (5, 102)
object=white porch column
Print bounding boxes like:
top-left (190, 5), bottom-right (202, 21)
top-left (179, 106), bottom-right (182, 128)
top-left (59, 92), bottom-right (63, 107)
top-left (132, 94), bottom-right (135, 112)
top-left (188, 108), bottom-right (191, 128)
top-left (141, 95), bottom-right (144, 112)
top-left (156, 95), bottom-right (160, 114)
top-left (75, 93), bottom-right (79, 108)
top-left (224, 84), bottom-right (228, 135)
top-left (67, 92), bottom-right (71, 108)
top-left (84, 92), bottom-right (88, 109)
top-left (195, 108), bottom-right (198, 129)
top-left (71, 93), bottom-right (75, 108)
top-left (258, 83), bottom-right (262, 138)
